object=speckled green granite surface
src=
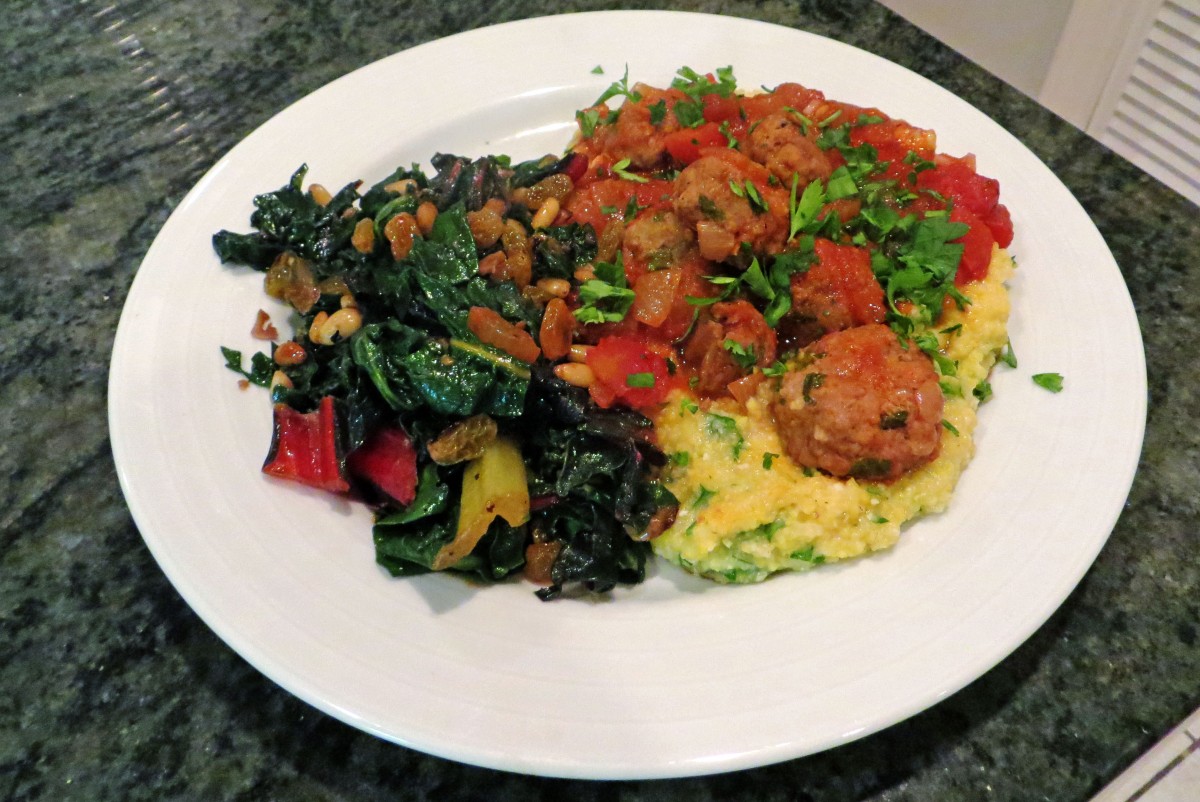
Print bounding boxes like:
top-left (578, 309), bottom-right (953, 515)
top-left (2, 1), bottom-right (1196, 799)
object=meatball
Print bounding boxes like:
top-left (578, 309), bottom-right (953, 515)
top-left (622, 210), bottom-right (694, 278)
top-left (672, 151), bottom-right (788, 260)
top-left (745, 112), bottom-right (833, 186)
top-left (683, 300), bottom-right (778, 397)
top-left (587, 85), bottom-right (682, 169)
top-left (770, 324), bottom-right (943, 482)
top-left (789, 238), bottom-right (886, 333)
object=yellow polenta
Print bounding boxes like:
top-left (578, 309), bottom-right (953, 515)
top-left (651, 247), bottom-right (1014, 583)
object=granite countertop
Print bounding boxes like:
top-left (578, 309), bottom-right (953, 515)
top-left (4, 1), bottom-right (1197, 799)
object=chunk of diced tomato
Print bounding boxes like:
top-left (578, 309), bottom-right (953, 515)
top-left (586, 335), bottom-right (675, 410)
top-left (663, 122), bottom-right (727, 166)
top-left (951, 206), bottom-right (994, 286)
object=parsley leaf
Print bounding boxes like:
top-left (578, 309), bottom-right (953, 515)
top-left (1032, 372), bottom-right (1064, 392)
top-left (626, 372), bottom-right (656, 388)
top-left (574, 254), bottom-right (635, 324)
top-left (611, 158), bottom-right (649, 184)
top-left (221, 346), bottom-right (275, 387)
top-left (593, 65), bottom-right (641, 107)
top-left (648, 99), bottom-right (668, 126)
top-left (723, 339), bottom-right (758, 370)
top-left (576, 108), bottom-right (601, 138)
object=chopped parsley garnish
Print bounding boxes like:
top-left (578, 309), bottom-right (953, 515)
top-left (741, 519), bottom-right (785, 541)
top-left (942, 419), bottom-right (960, 436)
top-left (722, 339), bottom-right (758, 370)
top-left (789, 176), bottom-right (821, 240)
top-left (693, 485), bottom-right (718, 509)
top-left (719, 120), bottom-right (739, 148)
top-left (593, 65), bottom-right (641, 107)
top-left (591, 65), bottom-right (605, 75)
top-left (625, 372), bottom-right (656, 388)
top-left (999, 339), bottom-right (1018, 368)
top-left (1032, 372), bottom-right (1064, 392)
top-left (681, 398), bottom-right (700, 415)
top-left (673, 100), bottom-right (706, 128)
top-left (698, 194), bottom-right (725, 221)
top-left (802, 372), bottom-right (824, 404)
top-left (221, 346), bottom-right (275, 387)
top-left (648, 99), bottom-right (668, 127)
top-left (576, 108), bottom-right (602, 138)
top-left (574, 255), bottom-right (635, 324)
top-left (973, 379), bottom-right (993, 403)
top-left (879, 410), bottom-right (909, 430)
top-left (624, 194), bottom-right (646, 220)
top-left (790, 545), bottom-right (826, 564)
top-left (705, 412), bottom-right (746, 460)
top-left (730, 180), bottom-right (769, 213)
top-left (670, 64), bottom-right (738, 127)
top-left (848, 458), bottom-right (892, 479)
top-left (611, 158), bottom-right (649, 184)
top-left (762, 452), bottom-right (779, 470)
top-left (671, 451), bottom-right (690, 467)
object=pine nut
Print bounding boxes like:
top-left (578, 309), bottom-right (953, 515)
top-left (384, 178), bottom-right (415, 194)
top-left (554, 362), bottom-right (595, 388)
top-left (531, 197), bottom-right (560, 229)
top-left (307, 311), bottom-right (329, 343)
top-left (339, 293), bottom-right (358, 309)
top-left (568, 344), bottom-right (592, 363)
top-left (270, 370), bottom-right (293, 390)
top-left (313, 307), bottom-right (363, 345)
top-left (574, 265), bottom-right (596, 283)
top-left (535, 277), bottom-right (571, 298)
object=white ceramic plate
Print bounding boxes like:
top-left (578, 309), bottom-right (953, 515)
top-left (109, 11), bottom-right (1146, 779)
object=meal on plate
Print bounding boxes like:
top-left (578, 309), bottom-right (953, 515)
top-left (215, 66), bottom-right (1014, 597)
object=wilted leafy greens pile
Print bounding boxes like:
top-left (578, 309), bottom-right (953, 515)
top-left (215, 156), bottom-right (674, 599)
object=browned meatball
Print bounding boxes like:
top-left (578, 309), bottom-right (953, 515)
top-left (770, 324), bottom-right (943, 482)
top-left (789, 238), bottom-right (886, 333)
top-left (622, 210), bottom-right (694, 273)
top-left (683, 300), bottom-right (778, 397)
top-left (745, 112), bottom-right (834, 186)
top-left (588, 85), bottom-right (682, 169)
top-left (671, 151), bottom-right (788, 260)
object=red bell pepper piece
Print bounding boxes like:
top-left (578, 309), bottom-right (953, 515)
top-left (262, 396), bottom-right (350, 493)
top-left (346, 426), bottom-right (418, 506)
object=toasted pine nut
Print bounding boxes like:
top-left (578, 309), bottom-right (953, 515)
top-left (554, 362), bottom-right (595, 388)
top-left (574, 264), bottom-right (596, 283)
top-left (339, 293), bottom-right (358, 309)
top-left (384, 178), bottom-right (415, 194)
top-left (416, 201), bottom-right (438, 236)
top-left (308, 183), bottom-right (332, 206)
top-left (273, 341), bottom-right (307, 366)
top-left (568, 344), bottom-right (592, 363)
top-left (313, 307), bottom-right (363, 345)
top-left (270, 370), bottom-right (294, 390)
top-left (531, 197), bottom-right (560, 229)
top-left (535, 277), bottom-right (571, 298)
top-left (308, 311), bottom-right (329, 343)
top-left (351, 218), bottom-right (375, 253)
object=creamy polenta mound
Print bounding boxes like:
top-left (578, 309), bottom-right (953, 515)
top-left (652, 249), bottom-right (1013, 583)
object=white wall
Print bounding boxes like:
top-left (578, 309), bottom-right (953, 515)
top-left (877, 0), bottom-right (1076, 97)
